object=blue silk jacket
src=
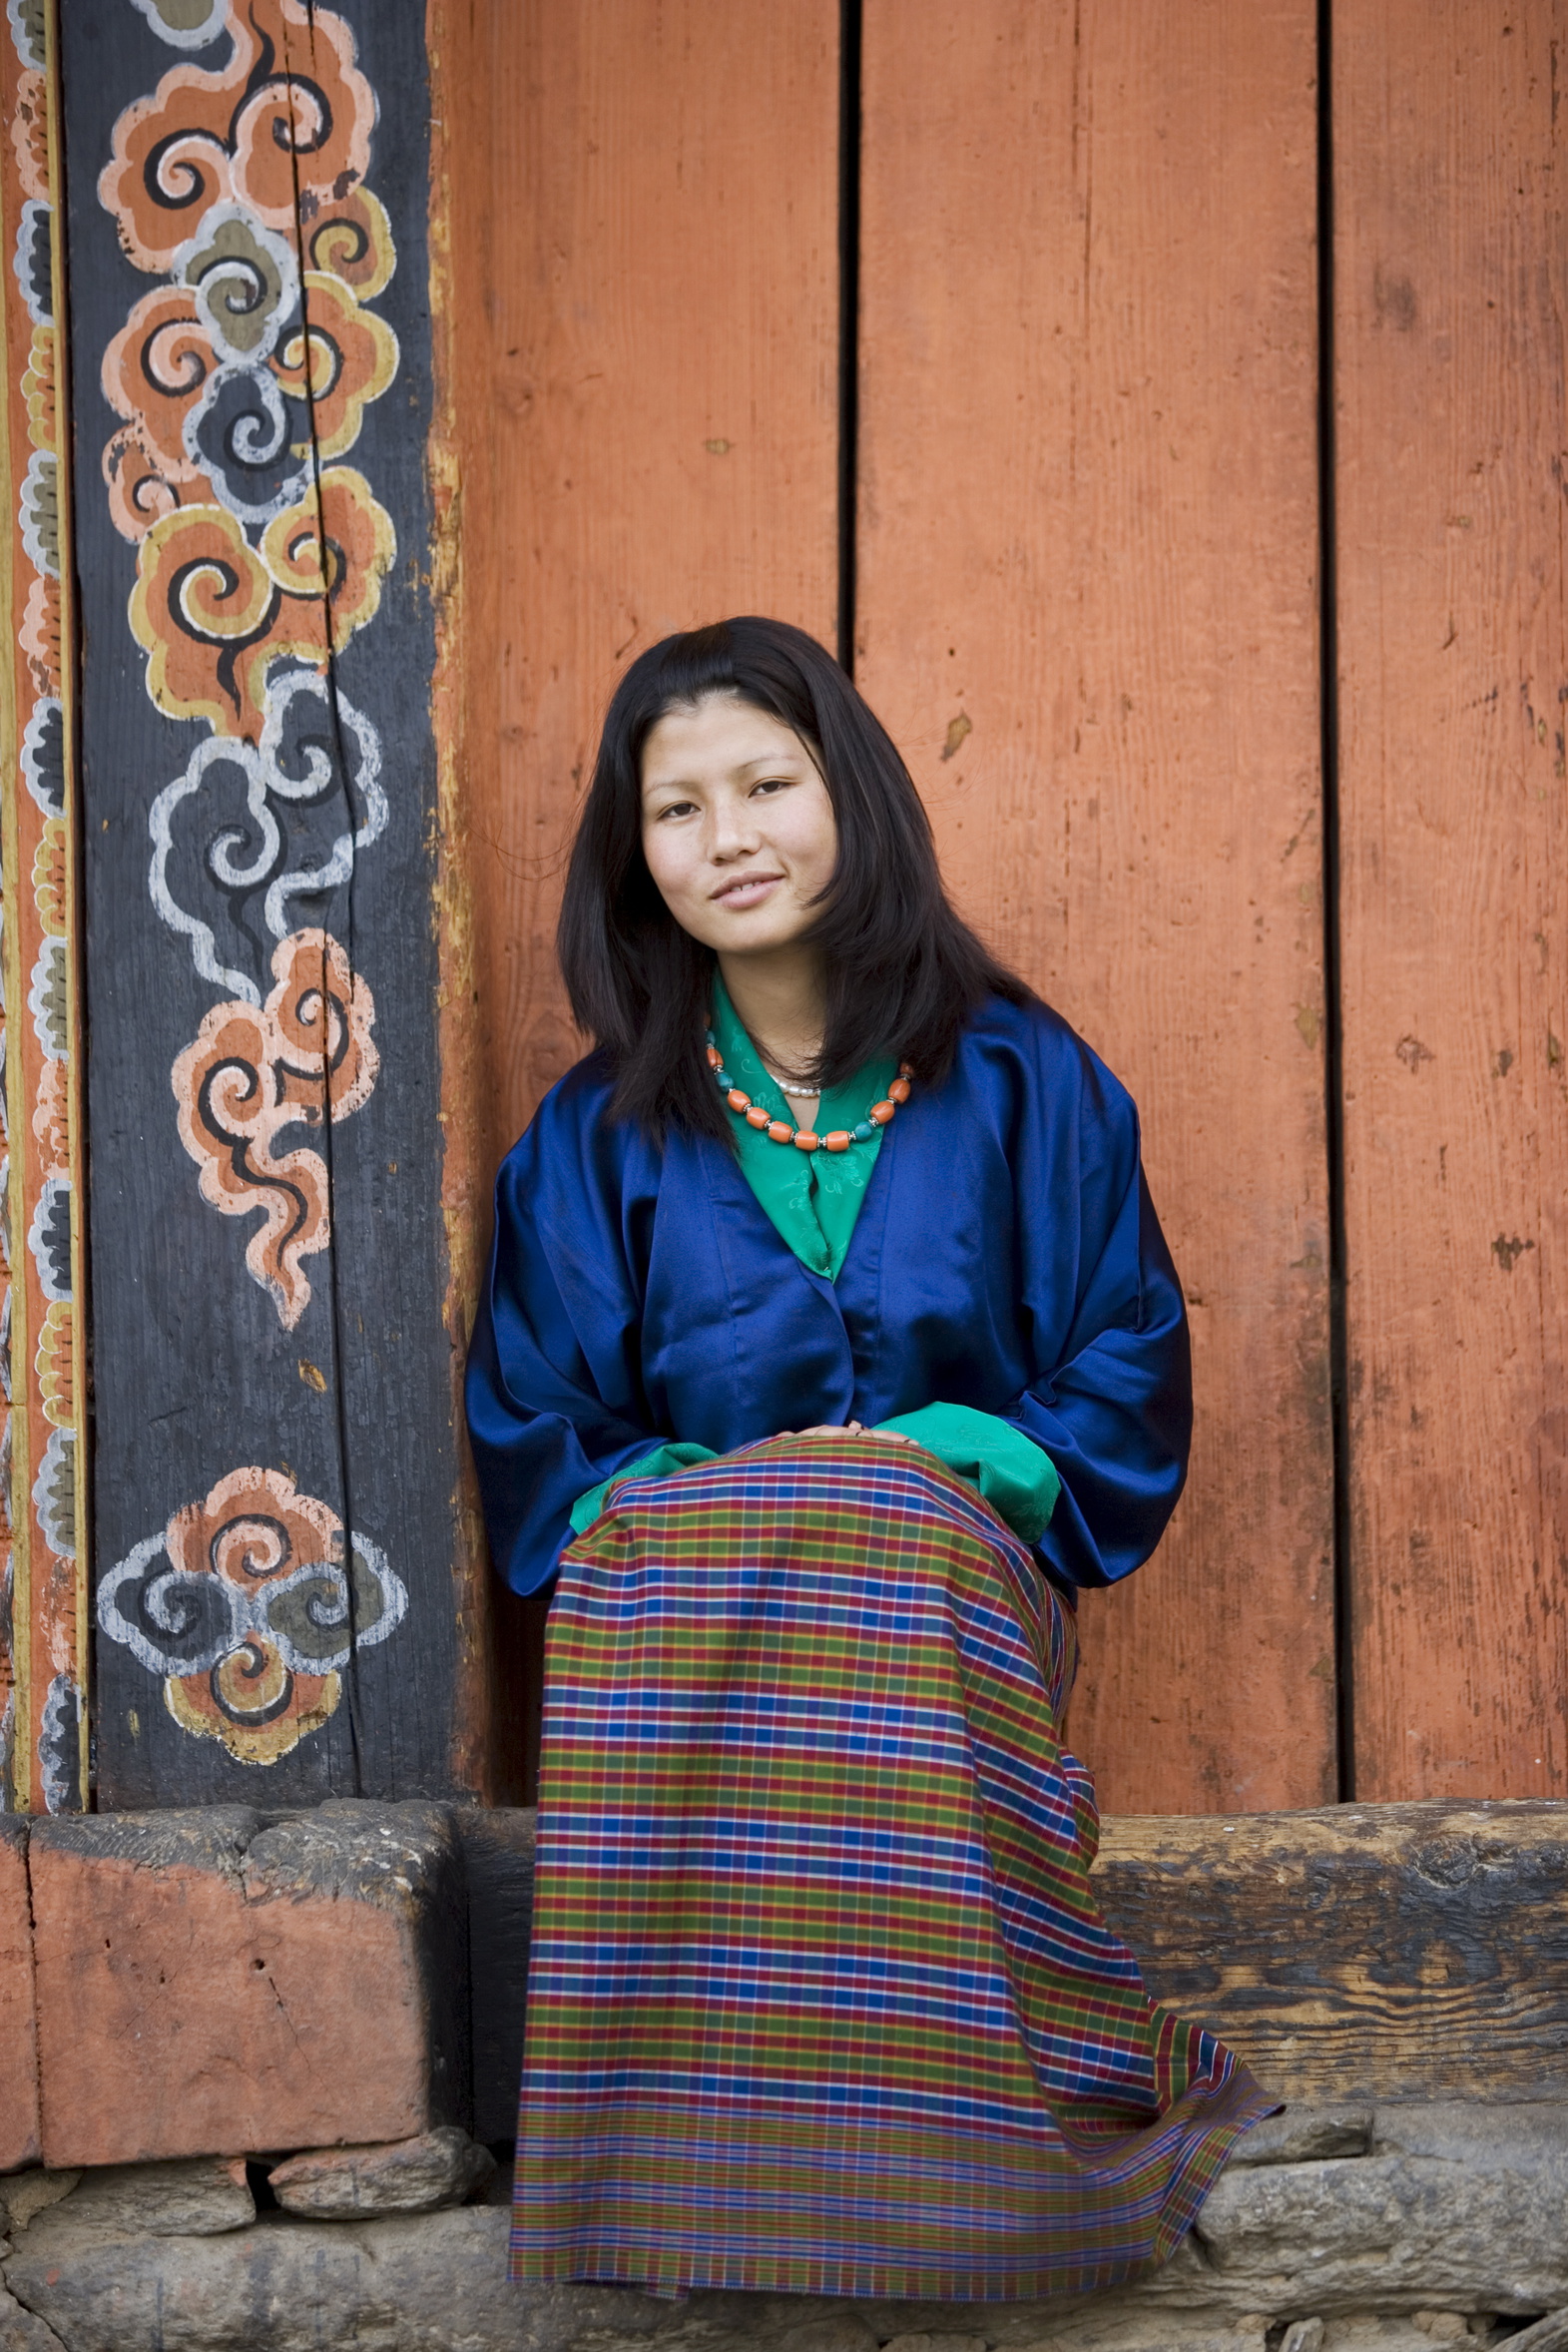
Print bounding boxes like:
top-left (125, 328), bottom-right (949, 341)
top-left (465, 994), bottom-right (1192, 1597)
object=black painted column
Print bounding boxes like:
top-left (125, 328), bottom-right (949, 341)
top-left (62, 0), bottom-right (471, 1803)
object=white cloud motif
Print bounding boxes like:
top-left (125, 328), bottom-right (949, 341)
top-left (149, 673), bottom-right (386, 1002)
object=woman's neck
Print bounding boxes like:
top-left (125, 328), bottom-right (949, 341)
top-left (717, 946), bottom-right (827, 1077)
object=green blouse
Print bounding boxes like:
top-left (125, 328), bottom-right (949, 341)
top-left (568, 978), bottom-right (1061, 1548)
top-left (707, 970), bottom-right (895, 1282)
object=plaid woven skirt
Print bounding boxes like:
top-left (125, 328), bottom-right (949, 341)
top-left (512, 1434), bottom-right (1274, 2301)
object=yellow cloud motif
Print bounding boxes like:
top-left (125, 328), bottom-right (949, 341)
top-left (35, 1299), bottom-right (75, 1431)
top-left (273, 274), bottom-right (398, 464)
top-left (32, 815), bottom-right (67, 937)
top-left (129, 470), bottom-right (394, 740)
top-left (259, 467), bottom-right (395, 631)
top-left (24, 323), bottom-right (54, 452)
top-left (167, 1660), bottom-right (341, 1767)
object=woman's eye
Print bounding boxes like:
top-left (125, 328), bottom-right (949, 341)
top-left (751, 777), bottom-right (792, 796)
top-left (655, 799), bottom-right (698, 821)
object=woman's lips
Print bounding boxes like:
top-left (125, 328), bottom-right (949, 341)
top-left (712, 874), bottom-right (784, 908)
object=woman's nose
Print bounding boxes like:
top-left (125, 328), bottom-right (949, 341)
top-left (708, 801), bottom-right (762, 860)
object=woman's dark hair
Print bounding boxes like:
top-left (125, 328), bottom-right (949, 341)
top-left (557, 615), bottom-right (1031, 1140)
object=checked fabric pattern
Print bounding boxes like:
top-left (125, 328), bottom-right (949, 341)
top-left (512, 1434), bottom-right (1273, 2301)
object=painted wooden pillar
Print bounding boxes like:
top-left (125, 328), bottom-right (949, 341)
top-left (49, 0), bottom-right (485, 1806)
top-left (0, 0), bottom-right (90, 1811)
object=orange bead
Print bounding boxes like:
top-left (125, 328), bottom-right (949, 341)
top-left (768, 1120), bottom-right (793, 1144)
top-left (888, 1077), bottom-right (911, 1104)
top-left (792, 1130), bottom-right (820, 1151)
top-left (823, 1131), bottom-right (851, 1151)
top-left (727, 1088), bottom-right (751, 1112)
top-left (746, 1105), bottom-right (771, 1128)
top-left (706, 1045), bottom-right (721, 1068)
top-left (869, 1100), bottom-right (895, 1125)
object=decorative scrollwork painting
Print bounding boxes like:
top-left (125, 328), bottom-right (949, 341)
top-left (1, 0), bottom-right (89, 1810)
top-left (98, 0), bottom-right (397, 1331)
top-left (98, 1467), bottom-right (406, 1766)
top-left (47, 0), bottom-right (452, 1802)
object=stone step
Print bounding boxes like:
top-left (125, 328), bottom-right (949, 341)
top-left (3, 2106), bottom-right (1568, 2352)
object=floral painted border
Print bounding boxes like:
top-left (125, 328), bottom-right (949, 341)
top-left (0, 0), bottom-right (89, 1811)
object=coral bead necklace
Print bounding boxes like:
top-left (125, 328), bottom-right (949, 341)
top-left (706, 1030), bottom-right (913, 1153)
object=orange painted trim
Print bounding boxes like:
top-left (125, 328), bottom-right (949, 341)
top-left (0, 0), bottom-right (91, 1811)
top-left (425, 0), bottom-right (503, 1800)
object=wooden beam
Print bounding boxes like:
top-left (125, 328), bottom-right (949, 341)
top-left (1095, 1800), bottom-right (1568, 2101)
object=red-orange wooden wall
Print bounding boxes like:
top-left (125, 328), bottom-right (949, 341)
top-left (434, 0), bottom-right (1568, 1812)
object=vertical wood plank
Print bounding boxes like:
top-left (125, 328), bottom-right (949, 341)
top-left (1334, 1), bottom-right (1568, 1798)
top-left (858, 0), bottom-right (1332, 1810)
top-left (434, 0), bottom-right (841, 1186)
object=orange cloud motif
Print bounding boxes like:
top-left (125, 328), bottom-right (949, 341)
top-left (100, 0), bottom-right (375, 272)
top-left (172, 930), bottom-right (379, 1330)
top-left (98, 1467), bottom-right (407, 1766)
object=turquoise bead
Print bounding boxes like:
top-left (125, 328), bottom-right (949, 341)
top-left (852, 1120), bottom-right (875, 1141)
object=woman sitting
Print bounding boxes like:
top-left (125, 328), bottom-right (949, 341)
top-left (466, 614), bottom-right (1272, 2305)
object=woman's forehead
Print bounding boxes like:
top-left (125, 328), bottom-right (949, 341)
top-left (641, 696), bottom-right (815, 786)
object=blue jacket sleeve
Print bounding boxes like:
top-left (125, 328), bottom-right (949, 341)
top-left (464, 1075), bottom-right (667, 1595)
top-left (1005, 1033), bottom-right (1192, 1590)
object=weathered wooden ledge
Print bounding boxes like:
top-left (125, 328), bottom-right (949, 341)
top-left (4, 1798), bottom-right (1566, 2172)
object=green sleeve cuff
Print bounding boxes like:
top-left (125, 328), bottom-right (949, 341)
top-left (567, 1441), bottom-right (719, 1534)
top-left (872, 1402), bottom-right (1061, 1545)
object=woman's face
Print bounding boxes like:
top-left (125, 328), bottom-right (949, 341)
top-left (639, 693), bottom-right (837, 959)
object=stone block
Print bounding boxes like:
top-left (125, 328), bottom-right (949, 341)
top-left (1230, 2108), bottom-right (1374, 2166)
top-left (0, 1820), bottom-right (40, 2173)
top-left (1093, 1801), bottom-right (1568, 2103)
top-left (29, 1802), bottom-right (469, 2168)
top-left (16, 2158), bottom-right (254, 2241)
top-left (0, 2178), bottom-right (77, 2237)
top-left (882, 2336), bottom-right (988, 2352)
top-left (0, 2285), bottom-right (66, 2352)
top-left (1504, 2317), bottom-right (1568, 2352)
top-left (454, 1806), bottom-right (536, 2142)
top-left (267, 2126), bottom-right (495, 2216)
top-left (1133, 2102), bottom-right (1568, 2318)
top-left (3, 2207), bottom-right (671, 2352)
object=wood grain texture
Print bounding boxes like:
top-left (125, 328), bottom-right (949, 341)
top-left (1094, 1800), bottom-right (1568, 2101)
top-left (454, 1807), bottom-right (536, 2143)
top-left (1333, 1), bottom-right (1568, 1800)
top-left (0, 1817), bottom-right (41, 2168)
top-left (857, 1), bottom-right (1331, 1811)
top-left (427, 11), bottom-right (519, 1804)
top-left (433, 0), bottom-right (841, 1187)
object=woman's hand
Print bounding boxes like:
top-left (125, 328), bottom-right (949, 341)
top-left (791, 1421), bottom-right (917, 1444)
